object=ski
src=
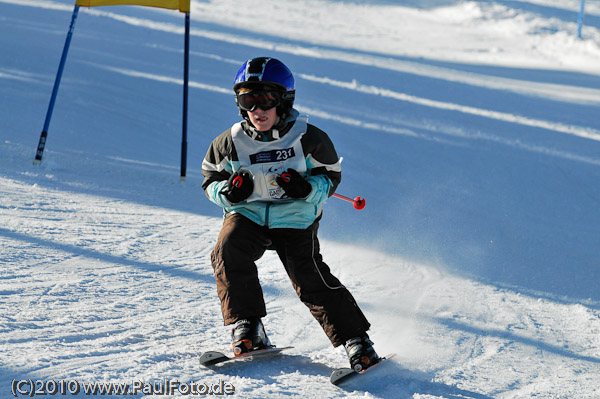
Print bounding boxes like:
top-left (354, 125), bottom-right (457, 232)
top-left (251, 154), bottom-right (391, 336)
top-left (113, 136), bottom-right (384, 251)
top-left (330, 353), bottom-right (396, 386)
top-left (199, 346), bottom-right (294, 367)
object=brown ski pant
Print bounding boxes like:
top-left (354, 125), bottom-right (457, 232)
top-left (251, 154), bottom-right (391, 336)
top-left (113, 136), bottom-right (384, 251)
top-left (210, 213), bottom-right (371, 347)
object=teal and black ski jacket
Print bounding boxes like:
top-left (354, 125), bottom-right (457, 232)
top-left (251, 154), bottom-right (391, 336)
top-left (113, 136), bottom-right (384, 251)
top-left (201, 109), bottom-right (341, 229)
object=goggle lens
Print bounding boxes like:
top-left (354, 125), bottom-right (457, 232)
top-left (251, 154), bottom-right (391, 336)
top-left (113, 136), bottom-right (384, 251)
top-left (237, 90), bottom-right (281, 112)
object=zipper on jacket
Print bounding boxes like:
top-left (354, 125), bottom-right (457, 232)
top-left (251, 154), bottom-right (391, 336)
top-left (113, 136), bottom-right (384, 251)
top-left (265, 203), bottom-right (271, 227)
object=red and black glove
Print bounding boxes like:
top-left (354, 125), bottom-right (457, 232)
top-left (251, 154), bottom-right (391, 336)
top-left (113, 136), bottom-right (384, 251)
top-left (220, 171), bottom-right (253, 203)
top-left (276, 169), bottom-right (312, 199)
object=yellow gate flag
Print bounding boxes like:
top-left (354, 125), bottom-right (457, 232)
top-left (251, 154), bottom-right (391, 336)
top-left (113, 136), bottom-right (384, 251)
top-left (75, 0), bottom-right (190, 12)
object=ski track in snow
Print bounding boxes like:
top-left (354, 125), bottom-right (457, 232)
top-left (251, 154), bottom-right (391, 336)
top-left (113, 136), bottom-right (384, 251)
top-left (2, 0), bottom-right (600, 398)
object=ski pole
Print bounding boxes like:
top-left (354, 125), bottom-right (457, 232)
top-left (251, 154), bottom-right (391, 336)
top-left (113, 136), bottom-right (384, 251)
top-left (233, 175), bottom-right (244, 187)
top-left (332, 193), bottom-right (366, 210)
top-left (280, 172), bottom-right (366, 210)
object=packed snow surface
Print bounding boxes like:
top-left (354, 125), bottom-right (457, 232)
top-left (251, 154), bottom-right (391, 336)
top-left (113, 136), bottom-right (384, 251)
top-left (1, 0), bottom-right (599, 398)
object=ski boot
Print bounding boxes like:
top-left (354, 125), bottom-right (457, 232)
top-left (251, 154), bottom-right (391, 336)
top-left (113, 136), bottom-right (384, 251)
top-left (231, 317), bottom-right (271, 356)
top-left (344, 334), bottom-right (380, 372)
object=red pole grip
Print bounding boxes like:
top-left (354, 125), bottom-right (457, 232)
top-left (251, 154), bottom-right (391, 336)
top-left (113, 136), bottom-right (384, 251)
top-left (233, 176), bottom-right (243, 188)
top-left (280, 172), bottom-right (291, 182)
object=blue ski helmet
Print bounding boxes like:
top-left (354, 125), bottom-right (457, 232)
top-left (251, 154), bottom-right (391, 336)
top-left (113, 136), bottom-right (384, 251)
top-left (233, 57), bottom-right (295, 116)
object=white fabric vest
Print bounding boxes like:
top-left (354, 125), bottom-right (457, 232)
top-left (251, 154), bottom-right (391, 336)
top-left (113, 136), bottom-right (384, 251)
top-left (231, 116), bottom-right (308, 202)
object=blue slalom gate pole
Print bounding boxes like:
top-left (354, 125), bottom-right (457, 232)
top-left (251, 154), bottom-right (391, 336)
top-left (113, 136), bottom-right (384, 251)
top-left (34, 5), bottom-right (80, 165)
top-left (180, 11), bottom-right (190, 181)
top-left (577, 0), bottom-right (585, 39)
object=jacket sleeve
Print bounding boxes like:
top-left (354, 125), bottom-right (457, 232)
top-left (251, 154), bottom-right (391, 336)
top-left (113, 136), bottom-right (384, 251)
top-left (201, 129), bottom-right (236, 206)
top-left (305, 174), bottom-right (333, 205)
top-left (302, 124), bottom-right (342, 197)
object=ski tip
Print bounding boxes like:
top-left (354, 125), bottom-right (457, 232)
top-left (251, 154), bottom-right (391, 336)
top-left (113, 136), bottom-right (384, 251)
top-left (330, 353), bottom-right (397, 385)
top-left (330, 368), bottom-right (355, 385)
top-left (199, 351), bottom-right (228, 367)
top-left (199, 345), bottom-right (295, 368)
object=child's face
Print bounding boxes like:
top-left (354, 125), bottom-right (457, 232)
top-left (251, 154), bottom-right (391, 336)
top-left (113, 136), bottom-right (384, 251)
top-left (247, 106), bottom-right (280, 132)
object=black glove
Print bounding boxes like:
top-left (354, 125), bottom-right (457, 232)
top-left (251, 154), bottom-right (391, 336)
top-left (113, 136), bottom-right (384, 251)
top-left (276, 169), bottom-right (312, 199)
top-left (220, 171), bottom-right (253, 203)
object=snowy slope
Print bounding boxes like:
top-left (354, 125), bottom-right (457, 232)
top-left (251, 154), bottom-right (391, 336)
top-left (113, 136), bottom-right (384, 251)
top-left (1, 0), bottom-right (600, 398)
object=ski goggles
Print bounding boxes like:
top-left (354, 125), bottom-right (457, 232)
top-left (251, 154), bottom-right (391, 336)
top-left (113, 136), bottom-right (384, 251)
top-left (237, 90), bottom-right (282, 112)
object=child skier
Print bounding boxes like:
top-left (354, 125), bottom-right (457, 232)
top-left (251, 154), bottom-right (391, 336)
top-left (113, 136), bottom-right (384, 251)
top-left (201, 57), bottom-right (379, 371)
